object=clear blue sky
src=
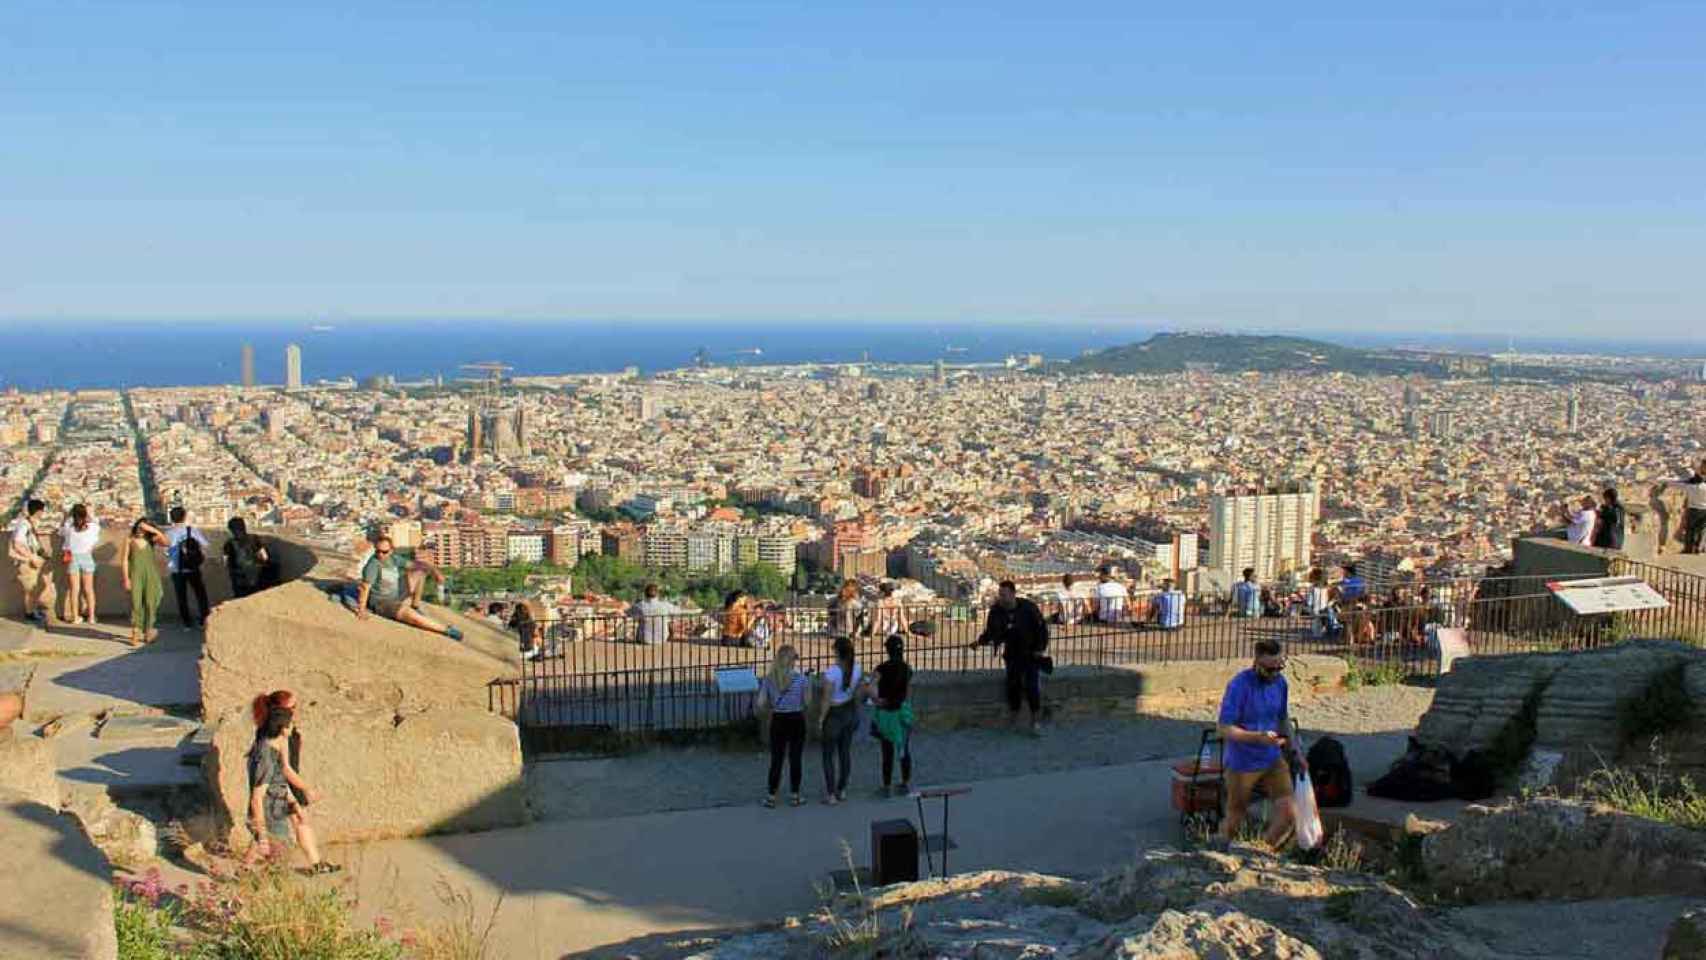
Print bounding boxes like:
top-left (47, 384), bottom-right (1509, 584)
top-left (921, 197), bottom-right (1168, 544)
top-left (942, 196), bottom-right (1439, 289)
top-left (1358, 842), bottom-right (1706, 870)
top-left (3, 0), bottom-right (1702, 336)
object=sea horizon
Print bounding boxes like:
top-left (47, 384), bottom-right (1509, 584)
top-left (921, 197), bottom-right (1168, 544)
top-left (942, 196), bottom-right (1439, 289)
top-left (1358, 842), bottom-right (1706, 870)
top-left (1, 319), bottom-right (1699, 391)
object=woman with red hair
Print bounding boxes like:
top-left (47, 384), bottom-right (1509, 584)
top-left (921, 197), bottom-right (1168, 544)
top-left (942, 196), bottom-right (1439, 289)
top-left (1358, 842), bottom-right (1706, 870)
top-left (243, 690), bottom-right (339, 874)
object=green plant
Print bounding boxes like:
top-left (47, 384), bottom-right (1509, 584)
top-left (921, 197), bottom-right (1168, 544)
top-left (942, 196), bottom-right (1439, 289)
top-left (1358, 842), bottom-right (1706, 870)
top-left (811, 841), bottom-right (923, 958)
top-left (188, 868), bottom-right (403, 960)
top-left (1322, 890), bottom-right (1360, 924)
top-left (115, 872), bottom-right (180, 960)
top-left (1021, 883), bottom-right (1085, 908)
top-left (1581, 757), bottom-right (1706, 831)
top-left (1342, 658), bottom-right (1407, 690)
top-left (404, 880), bottom-right (505, 960)
top-left (1320, 830), bottom-right (1364, 873)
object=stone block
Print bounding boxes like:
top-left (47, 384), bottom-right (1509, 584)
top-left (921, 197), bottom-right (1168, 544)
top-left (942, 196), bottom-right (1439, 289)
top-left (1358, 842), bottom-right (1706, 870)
top-left (0, 790), bottom-right (117, 960)
top-left (205, 701), bottom-right (527, 845)
top-left (1415, 651), bottom-right (1568, 756)
top-left (61, 783), bottom-right (159, 868)
top-left (1423, 797), bottom-right (1706, 902)
top-left (0, 728), bottom-right (60, 807)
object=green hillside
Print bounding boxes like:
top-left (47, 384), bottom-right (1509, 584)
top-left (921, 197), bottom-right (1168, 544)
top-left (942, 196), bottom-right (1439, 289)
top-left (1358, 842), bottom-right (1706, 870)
top-left (1068, 332), bottom-right (1444, 375)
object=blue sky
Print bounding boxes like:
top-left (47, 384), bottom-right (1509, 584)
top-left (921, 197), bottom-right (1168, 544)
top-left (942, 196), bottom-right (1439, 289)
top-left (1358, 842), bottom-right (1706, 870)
top-left (2, 0), bottom-right (1702, 336)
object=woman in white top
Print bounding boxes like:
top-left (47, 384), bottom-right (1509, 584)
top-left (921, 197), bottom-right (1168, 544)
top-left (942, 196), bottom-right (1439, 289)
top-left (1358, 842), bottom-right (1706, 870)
top-left (61, 504), bottom-right (101, 625)
top-left (817, 636), bottom-right (867, 805)
top-left (758, 644), bottom-right (810, 808)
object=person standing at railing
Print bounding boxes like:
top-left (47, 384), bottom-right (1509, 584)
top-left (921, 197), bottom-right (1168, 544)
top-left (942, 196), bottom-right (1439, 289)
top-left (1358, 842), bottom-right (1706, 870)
top-left (1232, 567), bottom-right (1262, 618)
top-left (871, 633), bottom-right (914, 798)
top-left (508, 597), bottom-right (546, 661)
top-left (816, 636), bottom-right (864, 805)
top-left (867, 581), bottom-right (907, 639)
top-left (1306, 568), bottom-right (1340, 638)
top-left (1559, 496), bottom-right (1598, 547)
top-left (973, 580), bottom-right (1050, 737)
top-left (758, 644), bottom-right (809, 808)
top-left (1669, 461), bottom-right (1706, 555)
top-left (628, 583), bottom-right (680, 646)
top-left (828, 579), bottom-right (865, 639)
top-left (1592, 488), bottom-right (1625, 552)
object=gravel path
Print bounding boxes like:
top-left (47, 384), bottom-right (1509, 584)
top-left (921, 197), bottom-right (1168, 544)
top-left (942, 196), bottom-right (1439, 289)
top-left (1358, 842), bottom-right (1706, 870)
top-left (527, 685), bottom-right (1434, 821)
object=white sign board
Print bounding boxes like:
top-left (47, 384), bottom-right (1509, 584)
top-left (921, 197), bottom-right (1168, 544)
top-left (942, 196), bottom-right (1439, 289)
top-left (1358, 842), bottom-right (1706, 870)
top-left (1547, 576), bottom-right (1669, 616)
top-left (713, 667), bottom-right (759, 695)
top-left (1430, 626), bottom-right (1470, 674)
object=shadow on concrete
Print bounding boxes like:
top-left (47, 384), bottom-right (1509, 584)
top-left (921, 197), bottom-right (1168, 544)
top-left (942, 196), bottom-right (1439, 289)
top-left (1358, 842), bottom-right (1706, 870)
top-left (0, 798), bottom-right (115, 959)
top-left (40, 645), bottom-right (202, 711)
top-left (557, 925), bottom-right (760, 960)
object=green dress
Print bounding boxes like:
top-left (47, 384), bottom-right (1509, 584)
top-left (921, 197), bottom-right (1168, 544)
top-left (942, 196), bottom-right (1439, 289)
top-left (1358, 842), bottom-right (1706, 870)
top-left (128, 538), bottom-right (163, 634)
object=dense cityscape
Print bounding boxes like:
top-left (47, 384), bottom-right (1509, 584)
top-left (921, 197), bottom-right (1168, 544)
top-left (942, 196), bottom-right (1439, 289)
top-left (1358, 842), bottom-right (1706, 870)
top-left (4, 337), bottom-right (1703, 618)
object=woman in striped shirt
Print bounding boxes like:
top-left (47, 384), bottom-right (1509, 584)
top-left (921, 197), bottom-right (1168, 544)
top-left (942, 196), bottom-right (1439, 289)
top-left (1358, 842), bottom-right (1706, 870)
top-left (760, 644), bottom-right (809, 808)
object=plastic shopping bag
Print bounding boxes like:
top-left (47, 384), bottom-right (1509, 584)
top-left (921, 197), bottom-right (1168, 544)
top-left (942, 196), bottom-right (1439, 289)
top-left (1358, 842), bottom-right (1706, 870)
top-left (1292, 767), bottom-right (1325, 851)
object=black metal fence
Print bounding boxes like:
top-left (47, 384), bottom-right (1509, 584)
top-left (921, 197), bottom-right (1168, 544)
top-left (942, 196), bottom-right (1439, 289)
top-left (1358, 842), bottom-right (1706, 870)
top-left (485, 568), bottom-right (1706, 749)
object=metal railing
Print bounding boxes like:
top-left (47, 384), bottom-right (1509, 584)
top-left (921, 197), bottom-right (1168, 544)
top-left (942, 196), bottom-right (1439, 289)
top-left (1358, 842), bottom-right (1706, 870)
top-left (486, 568), bottom-right (1706, 747)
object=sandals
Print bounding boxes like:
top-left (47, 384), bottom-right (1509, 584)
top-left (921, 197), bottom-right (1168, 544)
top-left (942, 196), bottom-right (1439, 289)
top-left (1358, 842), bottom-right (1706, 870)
top-left (762, 796), bottom-right (776, 808)
top-left (302, 861), bottom-right (342, 876)
top-left (790, 795), bottom-right (805, 807)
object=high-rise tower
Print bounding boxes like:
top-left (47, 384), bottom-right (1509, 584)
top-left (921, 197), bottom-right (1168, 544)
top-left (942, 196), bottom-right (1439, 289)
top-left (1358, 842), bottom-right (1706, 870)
top-left (240, 344), bottom-right (255, 388)
top-left (285, 343), bottom-right (302, 391)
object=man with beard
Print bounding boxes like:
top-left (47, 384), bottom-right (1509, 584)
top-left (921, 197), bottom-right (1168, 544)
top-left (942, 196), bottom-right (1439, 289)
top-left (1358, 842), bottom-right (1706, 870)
top-left (1217, 638), bottom-right (1294, 846)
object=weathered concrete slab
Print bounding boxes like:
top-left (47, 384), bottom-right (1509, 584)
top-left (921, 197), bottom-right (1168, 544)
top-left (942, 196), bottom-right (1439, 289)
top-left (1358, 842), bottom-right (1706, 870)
top-left (0, 790), bottom-right (117, 960)
top-left (96, 713), bottom-right (200, 742)
top-left (23, 647), bottom-right (201, 722)
top-left (0, 728), bottom-right (61, 807)
top-left (54, 727), bottom-right (204, 794)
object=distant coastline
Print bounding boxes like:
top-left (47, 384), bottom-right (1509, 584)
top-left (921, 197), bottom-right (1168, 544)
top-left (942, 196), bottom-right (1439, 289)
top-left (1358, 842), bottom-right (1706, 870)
top-left (0, 319), bottom-right (1697, 391)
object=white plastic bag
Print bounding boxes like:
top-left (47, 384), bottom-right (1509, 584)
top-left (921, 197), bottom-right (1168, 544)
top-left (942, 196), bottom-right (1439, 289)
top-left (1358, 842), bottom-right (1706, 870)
top-left (1292, 767), bottom-right (1324, 850)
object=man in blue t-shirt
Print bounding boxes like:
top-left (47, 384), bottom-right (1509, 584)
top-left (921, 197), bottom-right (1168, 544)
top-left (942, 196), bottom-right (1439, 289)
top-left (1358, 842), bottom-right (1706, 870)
top-left (1217, 638), bottom-right (1293, 845)
top-left (1338, 564), bottom-right (1366, 603)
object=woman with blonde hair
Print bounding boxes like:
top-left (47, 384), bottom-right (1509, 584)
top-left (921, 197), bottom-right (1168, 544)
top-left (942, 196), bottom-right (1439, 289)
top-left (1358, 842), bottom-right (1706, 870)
top-left (758, 644), bottom-right (809, 807)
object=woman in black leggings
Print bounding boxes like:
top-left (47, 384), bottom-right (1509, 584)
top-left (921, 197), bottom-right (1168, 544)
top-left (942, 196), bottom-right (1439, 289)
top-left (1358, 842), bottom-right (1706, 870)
top-left (871, 634), bottom-right (915, 797)
top-left (817, 637), bottom-right (863, 805)
top-left (759, 645), bottom-right (809, 807)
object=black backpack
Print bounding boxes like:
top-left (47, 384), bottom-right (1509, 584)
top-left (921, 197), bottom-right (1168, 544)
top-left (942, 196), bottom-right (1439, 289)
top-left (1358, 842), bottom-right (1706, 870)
top-left (227, 535), bottom-right (261, 584)
top-left (179, 528), bottom-right (205, 571)
top-left (1307, 736), bottom-right (1355, 808)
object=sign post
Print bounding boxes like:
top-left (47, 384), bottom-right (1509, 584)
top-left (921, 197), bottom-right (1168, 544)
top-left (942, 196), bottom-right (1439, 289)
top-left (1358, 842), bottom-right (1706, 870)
top-left (1546, 576), bottom-right (1669, 616)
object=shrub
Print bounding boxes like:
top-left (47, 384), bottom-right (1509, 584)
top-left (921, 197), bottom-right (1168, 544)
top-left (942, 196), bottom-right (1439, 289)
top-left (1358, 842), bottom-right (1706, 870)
top-left (188, 868), bottom-right (403, 960)
top-left (114, 869), bottom-right (179, 960)
top-left (1581, 760), bottom-right (1706, 831)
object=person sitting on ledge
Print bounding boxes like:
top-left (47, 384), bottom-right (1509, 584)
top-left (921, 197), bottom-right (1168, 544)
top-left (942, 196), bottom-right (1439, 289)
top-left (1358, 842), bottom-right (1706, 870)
top-left (350, 535), bottom-right (463, 642)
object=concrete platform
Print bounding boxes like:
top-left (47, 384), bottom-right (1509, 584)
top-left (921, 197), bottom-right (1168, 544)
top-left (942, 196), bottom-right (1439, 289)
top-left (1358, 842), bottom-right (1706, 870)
top-left (53, 722), bottom-right (204, 794)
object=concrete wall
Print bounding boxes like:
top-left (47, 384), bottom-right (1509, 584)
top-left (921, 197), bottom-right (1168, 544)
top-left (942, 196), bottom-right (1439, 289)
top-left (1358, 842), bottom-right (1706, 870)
top-left (1511, 536), bottom-right (1617, 582)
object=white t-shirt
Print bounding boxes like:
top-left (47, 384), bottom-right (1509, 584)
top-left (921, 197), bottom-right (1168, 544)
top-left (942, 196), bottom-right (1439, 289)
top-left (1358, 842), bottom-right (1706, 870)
top-left (1567, 508), bottom-right (1596, 546)
top-left (1055, 587), bottom-right (1082, 623)
top-left (8, 517), bottom-right (37, 556)
top-left (62, 517), bottom-right (101, 555)
top-left (1095, 581), bottom-right (1129, 622)
top-left (821, 663), bottom-right (864, 707)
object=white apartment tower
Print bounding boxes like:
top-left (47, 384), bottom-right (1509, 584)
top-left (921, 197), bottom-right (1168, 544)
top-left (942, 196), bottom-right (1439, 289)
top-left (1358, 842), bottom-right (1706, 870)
top-left (1207, 483), bottom-right (1318, 582)
top-left (285, 343), bottom-right (303, 391)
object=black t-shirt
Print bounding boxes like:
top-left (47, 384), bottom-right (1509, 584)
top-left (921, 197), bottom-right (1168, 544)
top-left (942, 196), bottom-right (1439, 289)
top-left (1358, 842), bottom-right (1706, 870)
top-left (874, 660), bottom-right (912, 707)
top-left (1594, 503), bottom-right (1625, 550)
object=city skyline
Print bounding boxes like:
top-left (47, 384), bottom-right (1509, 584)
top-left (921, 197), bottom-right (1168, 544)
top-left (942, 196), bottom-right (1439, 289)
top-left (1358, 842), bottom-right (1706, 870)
top-left (4, 3), bottom-right (1704, 334)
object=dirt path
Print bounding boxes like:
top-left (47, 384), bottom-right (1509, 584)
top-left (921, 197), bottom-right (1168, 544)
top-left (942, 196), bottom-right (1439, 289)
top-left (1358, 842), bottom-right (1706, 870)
top-left (526, 684), bottom-right (1433, 821)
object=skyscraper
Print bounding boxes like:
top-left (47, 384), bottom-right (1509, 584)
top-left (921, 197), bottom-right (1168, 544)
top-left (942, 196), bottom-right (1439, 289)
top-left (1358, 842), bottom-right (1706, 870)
top-left (285, 343), bottom-right (302, 391)
top-left (1428, 411), bottom-right (1454, 438)
top-left (240, 344), bottom-right (255, 388)
top-left (1206, 482), bottom-right (1318, 583)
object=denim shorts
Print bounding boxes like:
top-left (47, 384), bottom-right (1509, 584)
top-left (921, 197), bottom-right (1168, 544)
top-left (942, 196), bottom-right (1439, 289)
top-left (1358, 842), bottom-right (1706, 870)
top-left (69, 552), bottom-right (97, 575)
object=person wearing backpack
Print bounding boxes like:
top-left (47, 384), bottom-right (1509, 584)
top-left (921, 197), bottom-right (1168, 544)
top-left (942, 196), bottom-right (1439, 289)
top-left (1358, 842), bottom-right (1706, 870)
top-left (222, 516), bottom-right (270, 599)
top-left (165, 506), bottom-right (212, 628)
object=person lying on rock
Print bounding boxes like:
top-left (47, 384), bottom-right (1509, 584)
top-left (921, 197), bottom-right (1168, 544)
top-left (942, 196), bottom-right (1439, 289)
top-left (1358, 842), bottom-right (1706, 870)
top-left (1217, 638), bottom-right (1295, 848)
top-left (351, 535), bottom-right (463, 642)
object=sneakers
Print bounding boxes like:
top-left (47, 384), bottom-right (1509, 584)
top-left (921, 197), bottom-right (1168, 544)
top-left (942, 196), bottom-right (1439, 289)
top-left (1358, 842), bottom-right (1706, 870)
top-left (445, 627), bottom-right (464, 642)
top-left (521, 648), bottom-right (541, 661)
